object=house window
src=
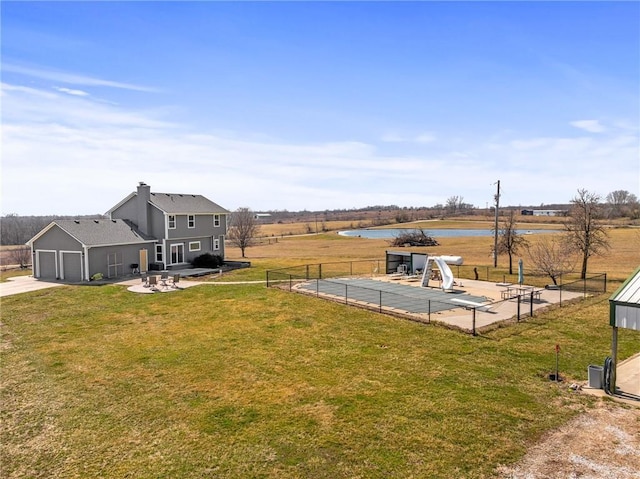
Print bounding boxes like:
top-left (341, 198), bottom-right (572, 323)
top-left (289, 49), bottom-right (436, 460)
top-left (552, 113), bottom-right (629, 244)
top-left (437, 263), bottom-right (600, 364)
top-left (189, 241), bottom-right (201, 252)
top-left (213, 214), bottom-right (220, 227)
top-left (213, 238), bottom-right (220, 250)
top-left (188, 215), bottom-right (195, 228)
top-left (168, 215), bottom-right (176, 229)
top-left (155, 245), bottom-right (163, 262)
top-left (170, 244), bottom-right (184, 264)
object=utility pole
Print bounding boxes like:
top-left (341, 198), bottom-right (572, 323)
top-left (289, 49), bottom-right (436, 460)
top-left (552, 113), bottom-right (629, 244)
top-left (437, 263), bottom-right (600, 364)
top-left (493, 180), bottom-right (500, 268)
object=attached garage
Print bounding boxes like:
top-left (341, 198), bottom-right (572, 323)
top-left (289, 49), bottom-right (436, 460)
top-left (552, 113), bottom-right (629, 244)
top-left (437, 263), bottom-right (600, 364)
top-left (28, 219), bottom-right (155, 282)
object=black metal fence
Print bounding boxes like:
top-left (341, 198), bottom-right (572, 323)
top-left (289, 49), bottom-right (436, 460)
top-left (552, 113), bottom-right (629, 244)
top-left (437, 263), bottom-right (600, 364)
top-left (561, 273), bottom-right (607, 295)
top-left (266, 259), bottom-right (384, 287)
top-left (266, 261), bottom-right (606, 336)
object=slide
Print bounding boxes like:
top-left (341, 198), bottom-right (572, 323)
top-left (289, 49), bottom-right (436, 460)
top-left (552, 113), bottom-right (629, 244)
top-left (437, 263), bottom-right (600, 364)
top-left (433, 256), bottom-right (455, 291)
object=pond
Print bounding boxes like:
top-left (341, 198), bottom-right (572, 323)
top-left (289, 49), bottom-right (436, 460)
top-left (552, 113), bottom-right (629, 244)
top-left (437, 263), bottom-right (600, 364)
top-left (337, 228), bottom-right (557, 239)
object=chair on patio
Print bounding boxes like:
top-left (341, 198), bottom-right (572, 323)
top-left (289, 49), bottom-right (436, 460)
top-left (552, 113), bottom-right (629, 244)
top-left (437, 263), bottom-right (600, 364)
top-left (171, 274), bottom-right (181, 289)
top-left (141, 272), bottom-right (149, 287)
top-left (160, 271), bottom-right (169, 288)
top-left (148, 275), bottom-right (159, 291)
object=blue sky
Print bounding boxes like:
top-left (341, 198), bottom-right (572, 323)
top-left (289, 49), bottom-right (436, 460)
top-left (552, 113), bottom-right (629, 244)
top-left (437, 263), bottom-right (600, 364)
top-left (2, 1), bottom-right (639, 215)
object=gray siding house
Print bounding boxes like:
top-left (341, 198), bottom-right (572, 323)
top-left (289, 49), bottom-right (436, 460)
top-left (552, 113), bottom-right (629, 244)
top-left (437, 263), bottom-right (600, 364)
top-left (28, 183), bottom-right (229, 281)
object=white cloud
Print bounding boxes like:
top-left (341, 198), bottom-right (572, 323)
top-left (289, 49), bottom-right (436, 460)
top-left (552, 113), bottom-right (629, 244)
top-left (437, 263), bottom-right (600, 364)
top-left (1, 81), bottom-right (638, 215)
top-left (3, 63), bottom-right (159, 93)
top-left (55, 86), bottom-right (90, 97)
top-left (570, 119), bottom-right (606, 133)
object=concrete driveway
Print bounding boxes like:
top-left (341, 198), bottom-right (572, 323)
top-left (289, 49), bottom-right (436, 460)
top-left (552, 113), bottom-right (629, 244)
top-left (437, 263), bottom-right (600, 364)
top-left (0, 276), bottom-right (64, 297)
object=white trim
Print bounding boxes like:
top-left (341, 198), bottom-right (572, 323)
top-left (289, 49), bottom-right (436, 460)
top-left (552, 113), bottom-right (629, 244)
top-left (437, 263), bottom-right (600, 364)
top-left (26, 222), bottom-right (57, 246)
top-left (188, 214), bottom-right (196, 229)
top-left (35, 249), bottom-right (58, 279)
top-left (84, 246), bottom-right (90, 281)
top-left (213, 214), bottom-right (220, 227)
top-left (189, 241), bottom-right (201, 252)
top-left (169, 243), bottom-right (185, 265)
top-left (105, 192), bottom-right (137, 217)
top-left (213, 238), bottom-right (220, 251)
top-left (59, 250), bottom-right (83, 281)
top-left (168, 214), bottom-right (176, 229)
top-left (155, 244), bottom-right (163, 262)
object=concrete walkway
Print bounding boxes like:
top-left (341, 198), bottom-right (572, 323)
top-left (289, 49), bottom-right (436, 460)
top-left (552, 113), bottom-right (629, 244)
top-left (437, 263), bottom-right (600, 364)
top-left (617, 353), bottom-right (640, 398)
top-left (0, 275), bottom-right (64, 297)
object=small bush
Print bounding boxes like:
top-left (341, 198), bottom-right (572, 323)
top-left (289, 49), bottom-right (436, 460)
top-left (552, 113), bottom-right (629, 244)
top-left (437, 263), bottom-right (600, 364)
top-left (192, 253), bottom-right (223, 268)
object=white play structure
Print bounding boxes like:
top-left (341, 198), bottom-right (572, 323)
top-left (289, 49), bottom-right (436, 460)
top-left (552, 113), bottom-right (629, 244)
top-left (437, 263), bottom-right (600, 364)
top-left (420, 255), bottom-right (463, 291)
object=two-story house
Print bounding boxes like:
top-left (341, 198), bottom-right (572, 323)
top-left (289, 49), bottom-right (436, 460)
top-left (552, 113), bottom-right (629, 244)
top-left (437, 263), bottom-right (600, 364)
top-left (27, 183), bottom-right (229, 281)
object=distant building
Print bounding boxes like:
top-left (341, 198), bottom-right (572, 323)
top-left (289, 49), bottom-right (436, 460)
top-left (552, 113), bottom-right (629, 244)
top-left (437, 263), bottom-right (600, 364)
top-left (532, 209), bottom-right (568, 217)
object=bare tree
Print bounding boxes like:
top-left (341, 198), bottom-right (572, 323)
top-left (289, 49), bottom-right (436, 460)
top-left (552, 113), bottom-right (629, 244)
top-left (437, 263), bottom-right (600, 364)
top-left (606, 190), bottom-right (639, 218)
top-left (446, 196), bottom-right (460, 215)
top-left (8, 246), bottom-right (32, 269)
top-left (494, 209), bottom-right (529, 274)
top-left (227, 207), bottom-right (260, 258)
top-left (564, 189), bottom-right (610, 280)
top-left (526, 237), bottom-right (577, 285)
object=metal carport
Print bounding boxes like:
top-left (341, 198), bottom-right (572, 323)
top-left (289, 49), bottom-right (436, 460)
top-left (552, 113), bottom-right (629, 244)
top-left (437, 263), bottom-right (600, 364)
top-left (608, 266), bottom-right (640, 396)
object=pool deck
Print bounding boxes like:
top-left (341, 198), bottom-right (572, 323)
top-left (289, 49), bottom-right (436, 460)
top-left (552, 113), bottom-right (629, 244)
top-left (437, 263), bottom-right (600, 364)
top-left (294, 275), bottom-right (584, 334)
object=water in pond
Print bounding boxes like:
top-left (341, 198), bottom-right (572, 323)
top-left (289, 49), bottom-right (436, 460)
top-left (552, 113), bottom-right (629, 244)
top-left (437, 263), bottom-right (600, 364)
top-left (337, 228), bottom-right (556, 239)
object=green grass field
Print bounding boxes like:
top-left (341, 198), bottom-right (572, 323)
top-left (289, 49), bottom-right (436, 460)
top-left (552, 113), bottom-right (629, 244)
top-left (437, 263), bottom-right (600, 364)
top-left (2, 224), bottom-right (639, 478)
top-left (2, 279), bottom-right (638, 478)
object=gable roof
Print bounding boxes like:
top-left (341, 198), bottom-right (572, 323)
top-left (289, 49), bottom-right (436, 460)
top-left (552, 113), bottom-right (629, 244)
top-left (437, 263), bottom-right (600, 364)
top-left (28, 219), bottom-right (156, 247)
top-left (106, 191), bottom-right (230, 216)
top-left (149, 192), bottom-right (229, 214)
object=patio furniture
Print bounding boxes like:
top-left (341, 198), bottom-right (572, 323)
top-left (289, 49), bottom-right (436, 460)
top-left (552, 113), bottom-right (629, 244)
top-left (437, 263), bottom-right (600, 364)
top-left (148, 275), bottom-right (159, 291)
top-left (171, 274), bottom-right (181, 289)
top-left (141, 272), bottom-right (149, 287)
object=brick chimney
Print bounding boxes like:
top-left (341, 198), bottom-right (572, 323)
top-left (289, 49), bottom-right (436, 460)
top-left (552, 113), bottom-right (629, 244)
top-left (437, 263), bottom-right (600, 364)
top-left (137, 182), bottom-right (151, 235)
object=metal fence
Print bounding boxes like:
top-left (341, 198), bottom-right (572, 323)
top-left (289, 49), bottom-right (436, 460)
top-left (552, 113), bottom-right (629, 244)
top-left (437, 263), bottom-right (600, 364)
top-left (266, 259), bottom-right (385, 287)
top-left (266, 261), bottom-right (606, 336)
top-left (561, 273), bottom-right (607, 295)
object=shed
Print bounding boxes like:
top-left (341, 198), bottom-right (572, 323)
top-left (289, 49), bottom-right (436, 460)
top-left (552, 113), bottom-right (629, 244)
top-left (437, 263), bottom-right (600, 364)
top-left (608, 266), bottom-right (640, 394)
top-left (385, 251), bottom-right (427, 275)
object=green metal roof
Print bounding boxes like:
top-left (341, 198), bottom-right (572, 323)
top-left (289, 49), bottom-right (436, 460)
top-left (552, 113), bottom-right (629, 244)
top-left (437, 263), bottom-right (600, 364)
top-left (609, 266), bottom-right (640, 330)
top-left (611, 266), bottom-right (640, 305)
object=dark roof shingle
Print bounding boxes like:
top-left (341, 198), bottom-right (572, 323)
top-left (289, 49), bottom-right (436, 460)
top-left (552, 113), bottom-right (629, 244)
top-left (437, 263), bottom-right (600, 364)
top-left (149, 192), bottom-right (229, 214)
top-left (54, 219), bottom-right (156, 247)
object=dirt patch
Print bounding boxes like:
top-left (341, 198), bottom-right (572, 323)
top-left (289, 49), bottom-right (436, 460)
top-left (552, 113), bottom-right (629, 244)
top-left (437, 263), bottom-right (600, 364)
top-left (495, 399), bottom-right (640, 478)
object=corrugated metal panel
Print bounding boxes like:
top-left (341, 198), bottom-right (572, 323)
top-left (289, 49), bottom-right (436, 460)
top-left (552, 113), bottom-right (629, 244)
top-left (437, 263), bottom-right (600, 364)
top-left (615, 304), bottom-right (640, 331)
top-left (611, 268), bottom-right (640, 305)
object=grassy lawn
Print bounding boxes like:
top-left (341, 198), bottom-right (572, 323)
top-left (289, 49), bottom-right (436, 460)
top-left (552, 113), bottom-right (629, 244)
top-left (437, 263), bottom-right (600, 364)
top-left (2, 281), bottom-right (639, 478)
